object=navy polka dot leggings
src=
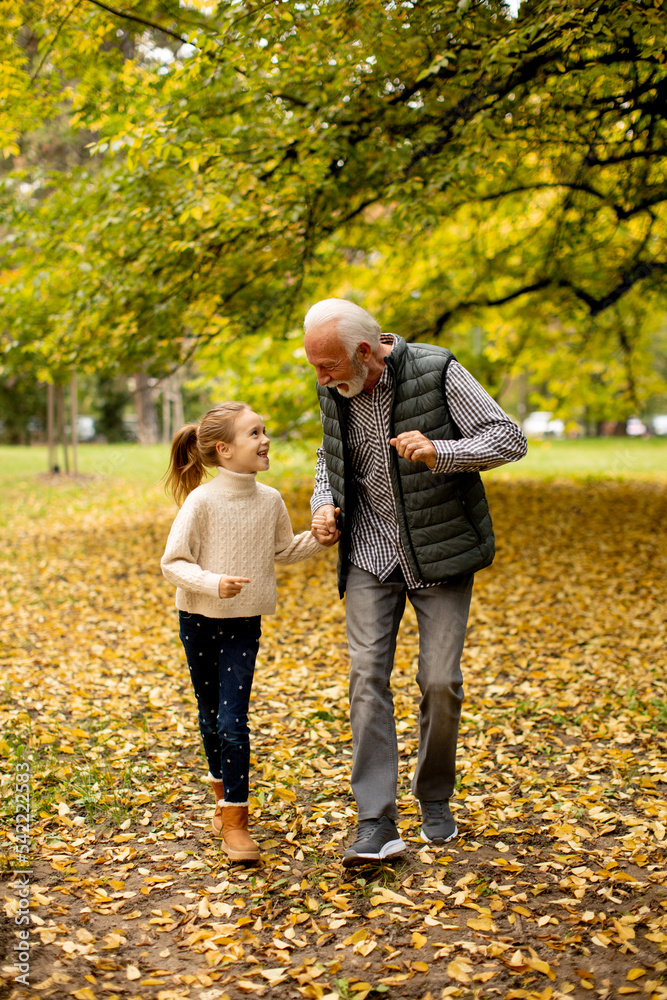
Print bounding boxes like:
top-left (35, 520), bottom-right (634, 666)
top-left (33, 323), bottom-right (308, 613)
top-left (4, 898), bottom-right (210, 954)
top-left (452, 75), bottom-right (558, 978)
top-left (179, 611), bottom-right (261, 803)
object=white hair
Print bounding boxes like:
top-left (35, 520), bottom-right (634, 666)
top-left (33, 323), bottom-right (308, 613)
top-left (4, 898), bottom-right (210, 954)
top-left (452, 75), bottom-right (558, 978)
top-left (303, 298), bottom-right (381, 356)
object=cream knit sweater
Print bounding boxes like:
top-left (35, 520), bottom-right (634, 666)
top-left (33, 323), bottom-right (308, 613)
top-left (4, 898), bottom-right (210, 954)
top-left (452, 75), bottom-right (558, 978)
top-left (161, 466), bottom-right (324, 618)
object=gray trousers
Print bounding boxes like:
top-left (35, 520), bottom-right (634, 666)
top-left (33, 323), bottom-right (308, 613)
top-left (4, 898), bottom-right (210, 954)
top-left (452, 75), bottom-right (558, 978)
top-left (345, 562), bottom-right (473, 821)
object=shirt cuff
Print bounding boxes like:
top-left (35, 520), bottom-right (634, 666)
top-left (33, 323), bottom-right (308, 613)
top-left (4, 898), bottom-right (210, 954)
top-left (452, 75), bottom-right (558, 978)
top-left (432, 440), bottom-right (458, 474)
top-left (311, 494), bottom-right (335, 515)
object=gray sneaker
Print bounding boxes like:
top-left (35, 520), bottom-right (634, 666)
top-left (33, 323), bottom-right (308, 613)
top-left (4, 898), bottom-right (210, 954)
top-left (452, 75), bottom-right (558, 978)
top-left (342, 815), bottom-right (406, 868)
top-left (420, 800), bottom-right (457, 844)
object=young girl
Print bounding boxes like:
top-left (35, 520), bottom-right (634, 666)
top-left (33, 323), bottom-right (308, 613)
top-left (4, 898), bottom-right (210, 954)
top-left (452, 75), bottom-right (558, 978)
top-left (161, 402), bottom-right (325, 862)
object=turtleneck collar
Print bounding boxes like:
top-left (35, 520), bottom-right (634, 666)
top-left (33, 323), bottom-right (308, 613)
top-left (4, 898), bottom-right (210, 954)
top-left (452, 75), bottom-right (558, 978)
top-left (213, 465), bottom-right (258, 494)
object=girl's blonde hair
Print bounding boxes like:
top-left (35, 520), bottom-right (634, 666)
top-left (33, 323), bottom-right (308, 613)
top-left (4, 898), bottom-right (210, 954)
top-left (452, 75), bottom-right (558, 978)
top-left (163, 402), bottom-right (251, 505)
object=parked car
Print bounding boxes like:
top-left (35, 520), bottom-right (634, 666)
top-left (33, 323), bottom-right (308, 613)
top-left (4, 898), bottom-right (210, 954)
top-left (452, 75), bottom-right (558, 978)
top-left (522, 411), bottom-right (565, 437)
top-left (77, 416), bottom-right (96, 441)
top-left (65, 416), bottom-right (96, 441)
top-left (649, 415), bottom-right (667, 436)
top-left (626, 417), bottom-right (647, 437)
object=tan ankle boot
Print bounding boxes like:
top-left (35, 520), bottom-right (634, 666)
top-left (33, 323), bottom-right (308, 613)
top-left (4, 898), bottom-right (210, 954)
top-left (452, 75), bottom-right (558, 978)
top-left (210, 779), bottom-right (225, 837)
top-left (220, 803), bottom-right (260, 862)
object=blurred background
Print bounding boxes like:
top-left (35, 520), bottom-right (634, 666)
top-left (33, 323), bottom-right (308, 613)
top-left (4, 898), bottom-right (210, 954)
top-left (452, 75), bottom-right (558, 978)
top-left (1, 0), bottom-right (666, 473)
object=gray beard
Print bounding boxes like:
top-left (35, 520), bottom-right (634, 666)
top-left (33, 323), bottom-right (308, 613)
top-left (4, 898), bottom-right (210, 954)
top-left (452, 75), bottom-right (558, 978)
top-left (331, 356), bottom-right (369, 397)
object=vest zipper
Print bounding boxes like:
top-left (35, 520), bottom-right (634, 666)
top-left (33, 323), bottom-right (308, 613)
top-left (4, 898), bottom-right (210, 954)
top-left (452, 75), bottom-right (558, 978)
top-left (389, 401), bottom-right (424, 582)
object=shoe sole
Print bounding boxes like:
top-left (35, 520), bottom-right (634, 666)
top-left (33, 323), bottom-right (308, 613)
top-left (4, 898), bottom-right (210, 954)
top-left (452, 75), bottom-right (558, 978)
top-left (342, 837), bottom-right (406, 868)
top-left (220, 840), bottom-right (260, 862)
top-left (420, 825), bottom-right (458, 845)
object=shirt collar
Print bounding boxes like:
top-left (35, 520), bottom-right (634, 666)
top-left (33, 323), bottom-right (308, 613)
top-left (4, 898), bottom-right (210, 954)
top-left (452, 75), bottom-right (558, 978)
top-left (377, 334), bottom-right (397, 388)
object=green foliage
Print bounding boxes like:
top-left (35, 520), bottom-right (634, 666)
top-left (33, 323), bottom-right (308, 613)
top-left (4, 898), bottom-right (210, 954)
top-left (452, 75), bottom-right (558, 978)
top-left (194, 328), bottom-right (319, 438)
top-left (1, 0), bottom-right (666, 419)
top-left (91, 377), bottom-right (133, 443)
top-left (0, 373), bottom-right (46, 444)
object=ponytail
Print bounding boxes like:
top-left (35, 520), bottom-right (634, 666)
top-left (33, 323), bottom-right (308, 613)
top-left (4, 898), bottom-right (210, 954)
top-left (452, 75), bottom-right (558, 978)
top-left (163, 424), bottom-right (205, 506)
top-left (162, 401), bottom-right (251, 505)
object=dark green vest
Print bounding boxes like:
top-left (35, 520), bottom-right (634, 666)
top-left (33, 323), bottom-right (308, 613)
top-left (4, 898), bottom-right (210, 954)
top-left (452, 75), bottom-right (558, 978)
top-left (317, 336), bottom-right (495, 596)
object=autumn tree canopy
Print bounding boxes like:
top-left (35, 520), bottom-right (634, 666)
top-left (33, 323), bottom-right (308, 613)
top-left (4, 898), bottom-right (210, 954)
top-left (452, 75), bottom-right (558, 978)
top-left (1, 0), bottom-right (666, 421)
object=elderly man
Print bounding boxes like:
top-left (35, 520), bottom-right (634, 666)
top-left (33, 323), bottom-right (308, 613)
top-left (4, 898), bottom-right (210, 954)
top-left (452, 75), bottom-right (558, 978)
top-left (305, 298), bottom-right (527, 868)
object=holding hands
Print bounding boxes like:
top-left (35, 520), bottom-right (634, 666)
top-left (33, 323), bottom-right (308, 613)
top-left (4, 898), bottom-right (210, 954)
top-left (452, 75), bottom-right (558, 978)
top-left (309, 433), bottom-right (436, 551)
top-left (390, 431), bottom-right (437, 469)
top-left (311, 505), bottom-right (341, 547)
top-left (309, 433), bottom-right (436, 550)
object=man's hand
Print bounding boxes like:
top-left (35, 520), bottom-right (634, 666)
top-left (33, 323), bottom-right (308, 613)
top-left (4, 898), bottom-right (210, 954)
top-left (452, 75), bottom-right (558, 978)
top-left (311, 504), bottom-right (341, 547)
top-left (218, 575), bottom-right (251, 598)
top-left (390, 431), bottom-right (437, 469)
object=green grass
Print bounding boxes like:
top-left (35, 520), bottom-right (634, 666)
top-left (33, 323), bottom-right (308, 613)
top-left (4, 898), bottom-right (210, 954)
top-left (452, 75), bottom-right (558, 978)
top-left (0, 436), bottom-right (664, 520)
top-left (0, 439), bottom-right (319, 489)
top-left (0, 440), bottom-right (318, 489)
top-left (486, 435), bottom-right (667, 482)
top-left (0, 440), bottom-right (319, 524)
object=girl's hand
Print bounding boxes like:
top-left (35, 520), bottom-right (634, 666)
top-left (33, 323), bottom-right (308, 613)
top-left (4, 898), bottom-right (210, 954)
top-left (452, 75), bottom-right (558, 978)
top-left (218, 575), bottom-right (251, 598)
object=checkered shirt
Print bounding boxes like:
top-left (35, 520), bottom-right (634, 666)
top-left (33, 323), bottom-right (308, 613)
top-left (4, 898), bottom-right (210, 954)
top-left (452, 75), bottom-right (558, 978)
top-left (311, 335), bottom-right (527, 587)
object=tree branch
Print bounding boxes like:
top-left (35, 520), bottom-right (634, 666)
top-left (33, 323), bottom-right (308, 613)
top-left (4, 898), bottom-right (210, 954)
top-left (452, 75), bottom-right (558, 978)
top-left (420, 259), bottom-right (667, 337)
top-left (424, 280), bottom-right (553, 337)
top-left (572, 260), bottom-right (667, 315)
top-left (83, 0), bottom-right (190, 46)
top-left (30, 0), bottom-right (85, 83)
top-left (586, 146), bottom-right (667, 167)
top-left (478, 181), bottom-right (609, 205)
top-left (474, 181), bottom-right (667, 222)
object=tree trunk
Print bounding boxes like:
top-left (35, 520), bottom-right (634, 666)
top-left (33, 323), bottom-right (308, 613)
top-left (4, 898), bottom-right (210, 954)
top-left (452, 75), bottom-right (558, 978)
top-left (172, 376), bottom-right (184, 433)
top-left (161, 373), bottom-right (185, 444)
top-left (55, 384), bottom-right (69, 473)
top-left (162, 382), bottom-right (171, 445)
top-left (70, 371), bottom-right (78, 475)
top-left (133, 372), bottom-right (159, 445)
top-left (47, 383), bottom-right (55, 472)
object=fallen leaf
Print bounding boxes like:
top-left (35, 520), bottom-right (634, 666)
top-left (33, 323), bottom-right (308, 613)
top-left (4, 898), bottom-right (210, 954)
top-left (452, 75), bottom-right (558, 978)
top-left (447, 959), bottom-right (473, 983)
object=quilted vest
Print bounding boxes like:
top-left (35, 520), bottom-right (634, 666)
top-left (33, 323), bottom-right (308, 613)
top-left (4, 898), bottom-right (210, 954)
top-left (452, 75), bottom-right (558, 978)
top-left (316, 336), bottom-right (495, 596)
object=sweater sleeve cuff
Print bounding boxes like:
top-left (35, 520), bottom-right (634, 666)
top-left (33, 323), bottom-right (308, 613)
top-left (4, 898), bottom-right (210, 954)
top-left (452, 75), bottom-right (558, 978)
top-left (432, 440), bottom-right (457, 474)
top-left (305, 531), bottom-right (328, 555)
top-left (201, 572), bottom-right (222, 599)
